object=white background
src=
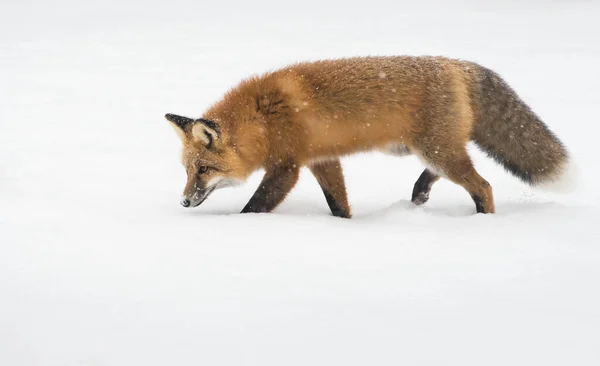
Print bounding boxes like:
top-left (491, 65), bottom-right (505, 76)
top-left (1, 0), bottom-right (599, 365)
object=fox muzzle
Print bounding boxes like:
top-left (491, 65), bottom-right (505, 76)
top-left (180, 186), bottom-right (215, 208)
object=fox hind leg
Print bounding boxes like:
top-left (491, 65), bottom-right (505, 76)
top-left (417, 147), bottom-right (495, 214)
top-left (309, 159), bottom-right (351, 218)
top-left (412, 169), bottom-right (440, 205)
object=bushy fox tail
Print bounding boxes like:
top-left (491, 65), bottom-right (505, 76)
top-left (467, 63), bottom-right (576, 191)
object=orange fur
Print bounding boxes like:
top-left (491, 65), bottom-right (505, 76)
top-left (168, 56), bottom-right (568, 215)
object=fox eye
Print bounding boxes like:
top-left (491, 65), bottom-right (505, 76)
top-left (198, 166), bottom-right (209, 174)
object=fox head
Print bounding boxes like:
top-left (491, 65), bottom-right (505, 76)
top-left (166, 113), bottom-right (246, 208)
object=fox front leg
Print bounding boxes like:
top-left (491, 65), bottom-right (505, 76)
top-left (241, 163), bottom-right (300, 214)
top-left (309, 159), bottom-right (351, 218)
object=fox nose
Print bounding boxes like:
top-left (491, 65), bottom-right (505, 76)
top-left (180, 197), bottom-right (191, 207)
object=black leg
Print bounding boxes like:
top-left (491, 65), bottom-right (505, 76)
top-left (241, 163), bottom-right (300, 214)
top-left (411, 169), bottom-right (440, 205)
top-left (470, 194), bottom-right (486, 213)
top-left (308, 160), bottom-right (351, 218)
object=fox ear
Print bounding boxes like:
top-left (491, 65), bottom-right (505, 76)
top-left (165, 113), bottom-right (194, 141)
top-left (191, 119), bottom-right (221, 149)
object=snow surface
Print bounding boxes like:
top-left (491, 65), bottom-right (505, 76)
top-left (1, 0), bottom-right (599, 365)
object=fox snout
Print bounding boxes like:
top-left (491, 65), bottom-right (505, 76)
top-left (180, 192), bottom-right (204, 208)
top-left (180, 191), bottom-right (205, 208)
top-left (180, 196), bottom-right (192, 207)
top-left (180, 185), bottom-right (216, 208)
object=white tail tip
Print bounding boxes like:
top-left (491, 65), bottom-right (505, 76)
top-left (537, 158), bottom-right (580, 193)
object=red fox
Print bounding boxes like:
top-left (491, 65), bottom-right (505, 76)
top-left (166, 56), bottom-right (571, 217)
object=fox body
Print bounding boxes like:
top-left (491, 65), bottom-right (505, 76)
top-left (166, 56), bottom-right (570, 217)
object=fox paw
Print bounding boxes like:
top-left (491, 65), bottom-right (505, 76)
top-left (411, 192), bottom-right (430, 206)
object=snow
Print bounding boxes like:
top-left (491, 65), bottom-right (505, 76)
top-left (1, 0), bottom-right (599, 365)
